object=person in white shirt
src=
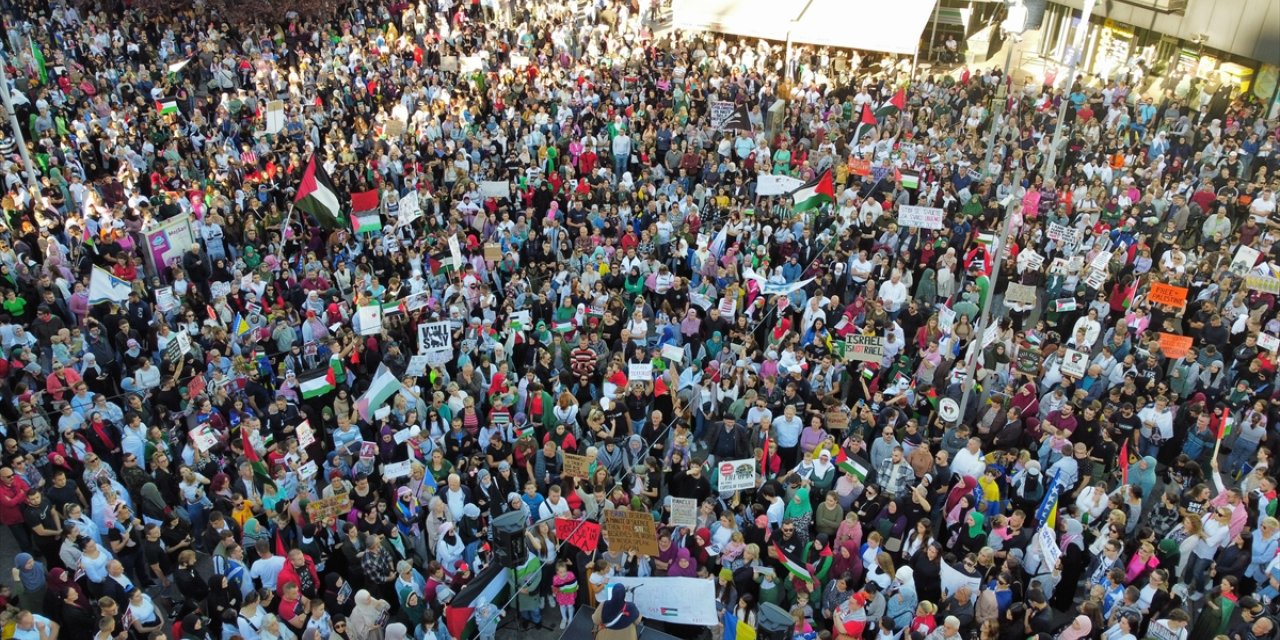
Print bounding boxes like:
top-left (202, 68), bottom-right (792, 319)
top-left (538, 486), bottom-right (572, 520)
top-left (951, 438), bottom-right (987, 480)
top-left (249, 543), bottom-right (286, 591)
top-left (1137, 396), bottom-right (1174, 458)
top-left (878, 271), bottom-right (909, 318)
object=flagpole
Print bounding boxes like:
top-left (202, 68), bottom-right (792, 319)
top-left (0, 52), bottom-right (40, 191)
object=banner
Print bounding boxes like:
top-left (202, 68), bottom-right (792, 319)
top-left (144, 215), bottom-right (197, 283)
top-left (709, 101), bottom-right (735, 129)
top-left (897, 205), bottom-right (945, 230)
top-left (478, 181), bottom-right (510, 199)
top-left (756, 174), bottom-right (805, 196)
top-left (716, 458), bottom-right (758, 491)
top-left (1148, 282), bottom-right (1188, 307)
top-left (604, 509), bottom-right (659, 556)
top-left (1246, 274), bottom-right (1280, 294)
top-left (742, 267), bottom-right (815, 295)
top-left (554, 517), bottom-right (601, 553)
top-left (607, 577), bottom-right (718, 626)
top-left (939, 560), bottom-right (982, 598)
top-left (844, 335), bottom-right (885, 363)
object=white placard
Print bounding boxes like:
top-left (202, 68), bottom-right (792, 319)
top-left (265, 100), bottom-right (285, 134)
top-left (175, 330), bottom-right (192, 356)
top-left (1233, 245), bottom-right (1262, 275)
top-left (398, 191), bottom-right (421, 225)
top-left (448, 235), bottom-right (463, 269)
top-left (716, 458), bottom-right (757, 491)
top-left (1090, 250), bottom-right (1112, 272)
top-left (405, 355), bottom-right (431, 377)
top-left (756, 174), bottom-right (805, 196)
top-left (897, 205), bottom-right (945, 230)
top-left (460, 55), bottom-right (483, 74)
top-left (939, 560), bottom-right (983, 598)
top-left (1085, 269), bottom-right (1107, 290)
top-left (1024, 252), bottom-right (1045, 271)
top-left (628, 363), bottom-right (653, 382)
top-left (607, 577), bottom-right (718, 626)
top-left (297, 460), bottom-right (318, 480)
top-left (1260, 333), bottom-right (1280, 353)
top-left (297, 420), bottom-right (316, 449)
top-left (424, 349), bottom-right (452, 366)
top-left (1036, 526), bottom-right (1062, 568)
top-left (356, 305), bottom-right (383, 336)
top-left (718, 298), bottom-right (736, 318)
top-left (191, 424), bottom-right (218, 452)
top-left (418, 322), bottom-right (452, 354)
top-left (478, 181), bottom-right (510, 199)
top-left (156, 287), bottom-right (178, 313)
top-left (394, 428), bottom-right (415, 445)
top-left (981, 323), bottom-right (1000, 348)
top-left (382, 460), bottom-right (413, 480)
top-left (669, 497), bottom-right (698, 529)
top-left (1060, 348), bottom-right (1089, 378)
top-left (661, 344), bottom-right (685, 363)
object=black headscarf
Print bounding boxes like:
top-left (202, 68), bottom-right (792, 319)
top-left (600, 584), bottom-right (640, 630)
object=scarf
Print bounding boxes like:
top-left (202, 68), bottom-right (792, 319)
top-left (14, 553), bottom-right (45, 591)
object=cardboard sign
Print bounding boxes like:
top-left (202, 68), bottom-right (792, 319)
top-left (1158, 333), bottom-right (1194, 359)
top-left (604, 509), bottom-right (660, 556)
top-left (483, 242), bottom-right (503, 261)
top-left (306, 492), bottom-right (351, 521)
top-left (1148, 282), bottom-right (1188, 308)
top-left (1060, 348), bottom-right (1088, 378)
top-left (897, 205), bottom-right (945, 230)
top-left (845, 335), bottom-right (885, 363)
top-left (669, 497), bottom-right (698, 529)
top-left (826, 410), bottom-right (850, 431)
top-left (628, 363), bottom-right (653, 382)
top-left (716, 458), bottom-right (758, 491)
top-left (398, 191), bottom-right (422, 226)
top-left (555, 517), bottom-right (601, 553)
top-left (562, 453), bottom-right (591, 477)
top-left (1005, 283), bottom-right (1038, 306)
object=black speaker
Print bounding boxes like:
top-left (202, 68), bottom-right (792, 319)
top-left (757, 602), bottom-right (795, 640)
top-left (491, 510), bottom-right (527, 564)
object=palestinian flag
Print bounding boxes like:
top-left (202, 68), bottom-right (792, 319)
top-left (897, 168), bottom-right (921, 190)
top-left (329, 354), bottom-right (346, 385)
top-left (444, 563), bottom-right (509, 640)
top-left (351, 189), bottom-right (380, 214)
top-left (351, 210), bottom-right (382, 234)
top-left (772, 543), bottom-right (813, 583)
top-left (874, 88), bottom-right (907, 121)
top-left (240, 425), bottom-right (277, 491)
top-left (294, 156), bottom-right (342, 229)
top-left (355, 363), bottom-right (402, 421)
top-left (852, 104), bottom-right (878, 145)
top-left (298, 367), bottom-right (335, 399)
top-left (557, 580), bottom-right (579, 594)
top-left (515, 555), bottom-right (543, 588)
top-left (791, 169), bottom-right (835, 213)
top-left (833, 448), bottom-right (868, 482)
top-left (156, 100), bottom-right (179, 116)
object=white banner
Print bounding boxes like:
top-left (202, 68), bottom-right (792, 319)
top-left (756, 174), bottom-right (804, 196)
top-left (897, 205), bottom-right (945, 230)
top-left (939, 560), bottom-right (982, 598)
top-left (398, 191), bottom-right (421, 226)
top-left (1036, 526), bottom-right (1062, 569)
top-left (607, 577), bottom-right (718, 626)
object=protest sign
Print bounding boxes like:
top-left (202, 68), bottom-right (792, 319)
top-left (719, 298), bottom-right (736, 318)
top-left (356, 305), bottom-right (383, 335)
top-left (717, 458), bottom-right (758, 491)
top-left (897, 205), bottom-right (945, 230)
top-left (562, 453), bottom-right (591, 478)
top-left (398, 191), bottom-right (421, 225)
top-left (1005, 283), bottom-right (1038, 306)
top-left (156, 287), bottom-right (178, 313)
top-left (393, 428), bottom-right (415, 445)
top-left (418, 322), bottom-right (452, 355)
top-left (845, 335), bottom-right (885, 363)
top-left (1084, 269), bottom-right (1107, 290)
top-left (191, 424), bottom-right (218, 452)
top-left (629, 363), bottom-right (653, 382)
top-left (1260, 333), bottom-right (1280, 353)
top-left (265, 100), bottom-right (285, 134)
top-left (756, 174), bottom-right (805, 196)
top-left (1054, 298), bottom-right (1078, 312)
top-left (709, 101), bottom-right (735, 129)
top-left (1089, 250), bottom-right (1112, 272)
top-left (1247, 274), bottom-right (1280, 294)
top-left (405, 356), bottom-right (431, 378)
top-left (669, 497), bottom-right (698, 529)
top-left (555, 517), bottom-right (601, 553)
top-left (297, 461), bottom-right (317, 481)
top-left (306, 492), bottom-right (351, 521)
top-left (849, 158), bottom-right (872, 176)
top-left (661, 344), bottom-right (685, 363)
top-left (1060, 349), bottom-right (1088, 378)
top-left (297, 421), bottom-right (316, 449)
top-left (1148, 283), bottom-right (1188, 307)
top-left (382, 460), bottom-right (413, 480)
top-left (940, 560), bottom-right (982, 597)
top-left (1158, 333), bottom-right (1194, 359)
top-left (826, 410), bottom-right (850, 431)
top-left (604, 509), bottom-right (660, 556)
top-left (484, 243), bottom-right (503, 261)
top-left (1036, 526), bottom-right (1062, 568)
top-left (478, 181), bottom-right (510, 199)
top-left (1016, 346), bottom-right (1041, 375)
top-left (1232, 245), bottom-right (1262, 275)
top-left (609, 576), bottom-right (718, 626)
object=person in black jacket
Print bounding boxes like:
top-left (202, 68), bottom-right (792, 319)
top-left (706, 419), bottom-right (750, 461)
top-left (668, 459), bottom-right (712, 504)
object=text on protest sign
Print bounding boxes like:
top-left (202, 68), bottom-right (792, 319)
top-left (604, 509), bottom-right (660, 556)
top-left (716, 458), bottom-right (758, 491)
top-left (555, 517), bottom-right (601, 553)
top-left (1148, 282), bottom-right (1188, 308)
top-left (897, 205), bottom-right (945, 230)
top-left (844, 335), bottom-right (886, 363)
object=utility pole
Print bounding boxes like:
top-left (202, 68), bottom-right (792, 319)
top-left (0, 56), bottom-right (40, 192)
top-left (955, 168), bottom-right (1024, 424)
top-left (981, 37), bottom-right (1018, 179)
top-left (1043, 0), bottom-right (1097, 182)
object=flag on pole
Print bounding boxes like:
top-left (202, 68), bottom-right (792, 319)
top-left (294, 156), bottom-right (342, 229)
top-left (852, 104), bottom-right (878, 145)
top-left (444, 561), bottom-right (509, 640)
top-left (89, 266), bottom-right (132, 304)
top-left (328, 354), bottom-right (346, 385)
top-left (1218, 408), bottom-right (1232, 441)
top-left (240, 425), bottom-right (277, 491)
top-left (772, 543), bottom-right (813, 583)
top-left (874, 88), bottom-right (906, 120)
top-left (1035, 469), bottom-right (1063, 529)
top-left (833, 447), bottom-right (868, 482)
top-left (156, 100), bottom-right (179, 116)
top-left (791, 169), bottom-right (835, 212)
top-left (232, 313), bottom-right (251, 337)
top-left (351, 211), bottom-right (382, 234)
top-left (30, 38), bottom-right (46, 85)
top-left (718, 103), bottom-right (753, 132)
top-left (298, 367), bottom-right (335, 399)
top-left (355, 364), bottom-right (402, 421)
top-left (760, 434), bottom-right (771, 477)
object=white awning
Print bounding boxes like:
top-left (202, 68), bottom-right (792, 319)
top-left (671, 0), bottom-right (939, 56)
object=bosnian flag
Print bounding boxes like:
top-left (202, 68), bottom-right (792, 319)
top-left (772, 543), bottom-right (813, 583)
top-left (89, 266), bottom-right (132, 304)
top-left (791, 169), bottom-right (835, 212)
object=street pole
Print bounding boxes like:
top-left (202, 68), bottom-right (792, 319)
top-left (955, 167), bottom-right (1024, 425)
top-left (0, 55), bottom-right (41, 192)
top-left (1043, 0), bottom-right (1097, 183)
top-left (981, 37), bottom-right (1017, 179)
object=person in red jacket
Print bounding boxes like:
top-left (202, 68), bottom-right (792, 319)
top-left (276, 548), bottom-right (321, 600)
top-left (0, 467), bottom-right (32, 554)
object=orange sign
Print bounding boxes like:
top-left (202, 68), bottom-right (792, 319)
top-left (1158, 333), bottom-right (1193, 359)
top-left (1148, 283), bottom-right (1188, 308)
top-left (849, 158), bottom-right (871, 176)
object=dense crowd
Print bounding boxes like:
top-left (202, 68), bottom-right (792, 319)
top-left (0, 1), bottom-right (1278, 640)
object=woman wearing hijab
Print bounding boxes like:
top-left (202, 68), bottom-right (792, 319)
top-left (1051, 518), bottom-right (1089, 610)
top-left (348, 590), bottom-right (390, 640)
top-left (668, 547), bottom-right (698, 578)
top-left (1057, 614), bottom-right (1093, 640)
top-left (181, 613), bottom-right (211, 640)
top-left (956, 511), bottom-right (987, 554)
top-left (784, 487), bottom-right (814, 542)
top-left (593, 583), bottom-right (642, 640)
top-left (383, 623), bottom-right (408, 640)
top-left (324, 573), bottom-right (355, 619)
top-left (11, 553), bottom-right (47, 614)
top-left (207, 574), bottom-right (242, 638)
top-left (1130, 455), bottom-right (1159, 505)
top-left (886, 566), bottom-right (919, 631)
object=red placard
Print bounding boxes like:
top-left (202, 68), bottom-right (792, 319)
top-left (555, 517), bottom-right (601, 553)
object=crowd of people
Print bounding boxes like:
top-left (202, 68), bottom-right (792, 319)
top-left (0, 1), bottom-right (1278, 640)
